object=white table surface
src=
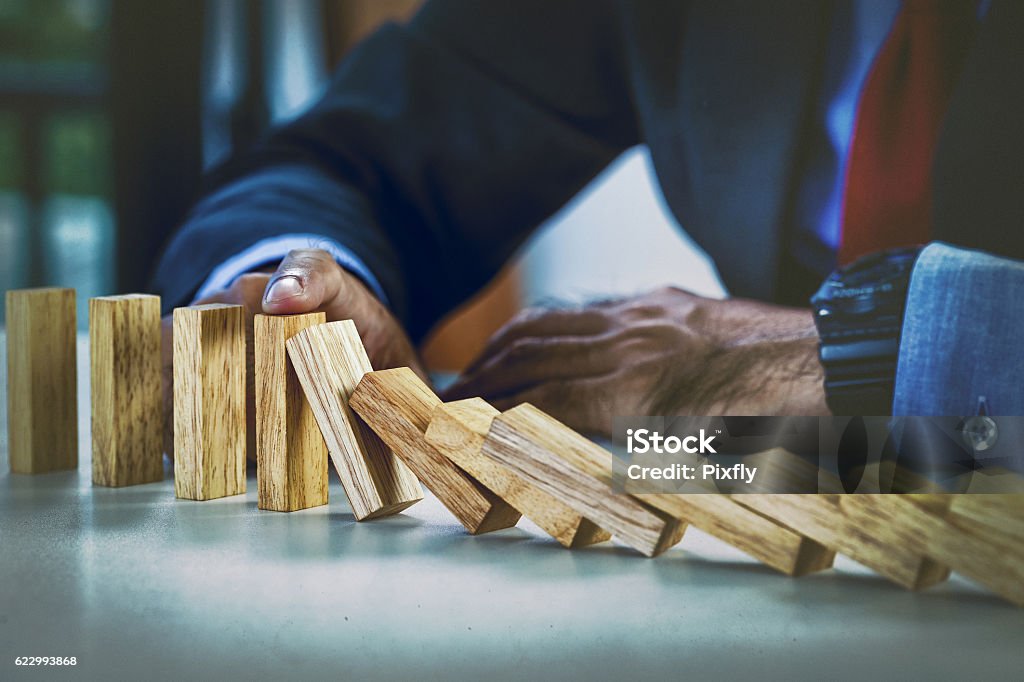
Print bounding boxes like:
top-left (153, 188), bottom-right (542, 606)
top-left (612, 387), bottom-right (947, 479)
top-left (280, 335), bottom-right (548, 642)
top-left (0, 333), bottom-right (1021, 681)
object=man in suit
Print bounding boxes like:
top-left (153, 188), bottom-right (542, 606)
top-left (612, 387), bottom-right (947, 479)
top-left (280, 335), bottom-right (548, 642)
top-left (153, 0), bottom-right (1024, 435)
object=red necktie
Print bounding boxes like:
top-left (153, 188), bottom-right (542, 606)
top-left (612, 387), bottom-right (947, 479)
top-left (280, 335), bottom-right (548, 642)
top-left (838, 0), bottom-right (977, 266)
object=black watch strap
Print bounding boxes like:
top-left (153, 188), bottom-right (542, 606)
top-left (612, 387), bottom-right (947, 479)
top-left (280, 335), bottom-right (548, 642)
top-left (810, 248), bottom-right (922, 415)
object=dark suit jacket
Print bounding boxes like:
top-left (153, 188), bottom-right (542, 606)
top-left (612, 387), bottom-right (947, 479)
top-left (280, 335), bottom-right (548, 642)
top-left (153, 0), bottom-right (1024, 342)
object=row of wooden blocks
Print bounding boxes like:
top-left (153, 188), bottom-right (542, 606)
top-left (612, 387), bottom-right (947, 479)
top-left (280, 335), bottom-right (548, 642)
top-left (7, 288), bottom-right (163, 486)
top-left (6, 288), bottom-right (1023, 607)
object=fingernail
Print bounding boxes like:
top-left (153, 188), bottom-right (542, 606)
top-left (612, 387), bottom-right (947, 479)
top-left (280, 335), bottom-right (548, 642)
top-left (264, 275), bottom-right (304, 303)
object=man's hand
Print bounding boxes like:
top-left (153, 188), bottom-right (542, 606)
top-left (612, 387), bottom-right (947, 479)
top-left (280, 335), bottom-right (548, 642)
top-left (160, 248), bottom-right (424, 457)
top-left (442, 286), bottom-right (829, 437)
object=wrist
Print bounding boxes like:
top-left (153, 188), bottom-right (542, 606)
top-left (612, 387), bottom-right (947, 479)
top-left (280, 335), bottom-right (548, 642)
top-left (664, 296), bottom-right (829, 415)
top-left (711, 307), bottom-right (829, 415)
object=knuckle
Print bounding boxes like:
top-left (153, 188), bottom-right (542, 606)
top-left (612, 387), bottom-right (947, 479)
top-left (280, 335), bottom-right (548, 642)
top-left (504, 337), bottom-right (539, 363)
top-left (283, 248), bottom-right (334, 273)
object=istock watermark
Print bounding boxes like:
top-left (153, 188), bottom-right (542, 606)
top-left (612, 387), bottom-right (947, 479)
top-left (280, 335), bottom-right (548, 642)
top-left (610, 416), bottom-right (1024, 494)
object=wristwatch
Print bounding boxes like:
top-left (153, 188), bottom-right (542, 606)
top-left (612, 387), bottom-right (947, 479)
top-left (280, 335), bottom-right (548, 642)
top-left (809, 247), bottom-right (923, 415)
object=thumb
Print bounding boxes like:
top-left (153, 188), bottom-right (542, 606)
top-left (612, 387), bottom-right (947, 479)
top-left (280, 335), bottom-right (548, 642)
top-left (262, 248), bottom-right (342, 315)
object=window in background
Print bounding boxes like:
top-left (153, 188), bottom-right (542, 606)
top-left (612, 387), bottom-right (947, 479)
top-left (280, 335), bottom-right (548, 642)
top-left (0, 112), bottom-right (29, 310)
top-left (0, 0), bottom-right (112, 326)
top-left (42, 111), bottom-right (114, 313)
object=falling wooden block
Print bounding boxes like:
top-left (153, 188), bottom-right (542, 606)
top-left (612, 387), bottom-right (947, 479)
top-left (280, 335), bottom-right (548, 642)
top-left (633, 492), bottom-right (835, 576)
top-left (426, 398), bottom-right (610, 548)
top-left (481, 404), bottom-right (685, 557)
top-left (958, 468), bottom-right (1024, 495)
top-left (727, 447), bottom-right (844, 494)
top-left (350, 368), bottom-right (520, 534)
top-left (173, 304), bottom-right (246, 500)
top-left (735, 494), bottom-right (950, 590)
top-left (841, 495), bottom-right (1023, 606)
top-left (5, 288), bottom-right (78, 473)
top-left (90, 294), bottom-right (163, 487)
top-left (619, 446), bottom-right (832, 573)
top-left (948, 492), bottom-right (1024, 543)
top-left (254, 313), bottom-right (329, 512)
top-left (286, 320), bottom-right (422, 520)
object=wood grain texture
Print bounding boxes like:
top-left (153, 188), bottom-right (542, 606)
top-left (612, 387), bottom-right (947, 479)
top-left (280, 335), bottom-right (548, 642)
top-left (634, 492), bottom-right (835, 576)
top-left (735, 494), bottom-right (951, 590)
top-left (948, 492), bottom-right (1024, 543)
top-left (958, 468), bottom-right (1024, 495)
top-left (481, 404), bottom-right (685, 557)
top-left (727, 448), bottom-right (844, 494)
top-left (6, 288), bottom-right (78, 473)
top-left (838, 494), bottom-right (1023, 606)
top-left (350, 368), bottom-right (521, 534)
top-left (426, 398), bottom-right (610, 548)
top-left (90, 294), bottom-right (163, 487)
top-left (173, 304), bottom-right (246, 500)
top-left (254, 313), bottom-right (329, 512)
top-left (286, 321), bottom-right (422, 520)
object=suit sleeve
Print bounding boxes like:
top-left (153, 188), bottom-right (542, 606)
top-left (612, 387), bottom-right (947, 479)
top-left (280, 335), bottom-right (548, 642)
top-left (894, 242), bottom-right (1024, 415)
top-left (151, 0), bottom-right (637, 340)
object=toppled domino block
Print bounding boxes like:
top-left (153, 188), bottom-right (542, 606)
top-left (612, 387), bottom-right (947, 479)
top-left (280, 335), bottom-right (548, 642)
top-left (634, 491), bottom-right (835, 576)
top-left (350, 368), bottom-right (521, 534)
top-left (287, 321), bottom-right (423, 520)
top-left (173, 304), bottom-right (247, 500)
top-left (623, 446), bottom-right (833, 574)
top-left (949, 491), bottom-right (1024, 543)
top-left (90, 294), bottom-right (163, 487)
top-left (726, 447), bottom-right (843, 494)
top-left (426, 398), bottom-right (610, 548)
top-left (841, 494), bottom-right (1023, 607)
top-left (254, 313), bottom-right (329, 512)
top-left (481, 403), bottom-right (685, 557)
top-left (6, 288), bottom-right (78, 474)
top-left (736, 492), bottom-right (951, 590)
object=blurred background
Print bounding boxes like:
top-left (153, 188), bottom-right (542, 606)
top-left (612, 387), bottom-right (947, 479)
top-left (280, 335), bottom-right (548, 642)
top-left (0, 0), bottom-right (724, 371)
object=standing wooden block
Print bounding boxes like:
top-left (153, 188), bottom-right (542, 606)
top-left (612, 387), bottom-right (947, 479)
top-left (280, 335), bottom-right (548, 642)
top-left (6, 288), bottom-right (78, 473)
top-left (254, 313), bottom-right (328, 512)
top-left (735, 494), bottom-right (951, 590)
top-left (173, 304), bottom-right (246, 500)
top-left (426, 398), bottom-right (610, 548)
top-left (350, 368), bottom-right (521, 534)
top-left (481, 404), bottom-right (685, 557)
top-left (90, 294), bottom-right (163, 486)
top-left (286, 321), bottom-right (422, 520)
top-left (633, 492), bottom-right (835, 576)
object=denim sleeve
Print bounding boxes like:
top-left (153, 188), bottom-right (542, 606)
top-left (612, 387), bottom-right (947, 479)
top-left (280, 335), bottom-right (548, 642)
top-left (893, 242), bottom-right (1024, 416)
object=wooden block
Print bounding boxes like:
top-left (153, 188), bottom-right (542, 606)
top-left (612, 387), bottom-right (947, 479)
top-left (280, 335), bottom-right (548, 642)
top-left (350, 368), bottom-right (521, 533)
top-left (728, 447), bottom-right (844, 494)
top-left (634, 492), bottom-right (835, 576)
top-left (6, 288), bottom-right (78, 474)
top-left (959, 468), bottom-right (1024, 495)
top-left (254, 313), bottom-right (329, 512)
top-left (841, 495), bottom-right (1024, 606)
top-left (949, 492), bottom-right (1024, 543)
top-left (736, 494), bottom-right (951, 590)
top-left (286, 321), bottom-right (422, 520)
top-left (173, 304), bottom-right (246, 500)
top-left (90, 294), bottom-right (163, 487)
top-left (426, 398), bottom-right (610, 548)
top-left (481, 403), bottom-right (685, 557)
